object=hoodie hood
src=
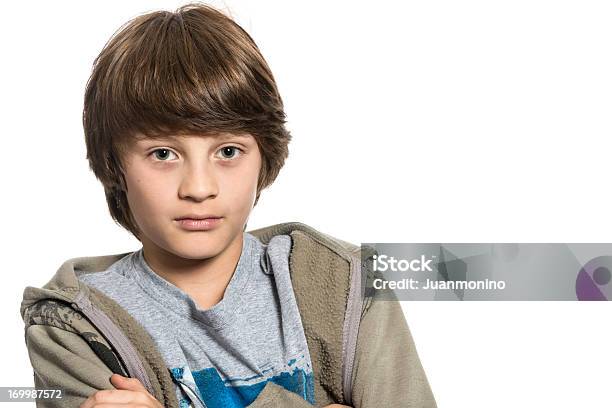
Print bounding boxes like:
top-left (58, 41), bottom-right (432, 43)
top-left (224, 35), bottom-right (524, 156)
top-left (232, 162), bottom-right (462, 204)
top-left (21, 221), bottom-right (358, 318)
top-left (20, 251), bottom-right (131, 321)
top-left (20, 221), bottom-right (364, 407)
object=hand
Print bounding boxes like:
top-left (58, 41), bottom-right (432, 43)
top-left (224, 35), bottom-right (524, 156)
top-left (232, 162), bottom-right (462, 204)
top-left (79, 374), bottom-right (163, 407)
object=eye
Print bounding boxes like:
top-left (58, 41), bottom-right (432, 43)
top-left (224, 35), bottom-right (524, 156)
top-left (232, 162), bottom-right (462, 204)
top-left (217, 146), bottom-right (243, 160)
top-left (151, 148), bottom-right (178, 161)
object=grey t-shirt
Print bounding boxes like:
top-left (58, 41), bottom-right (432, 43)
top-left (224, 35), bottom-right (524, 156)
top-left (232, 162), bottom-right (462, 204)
top-left (78, 232), bottom-right (315, 408)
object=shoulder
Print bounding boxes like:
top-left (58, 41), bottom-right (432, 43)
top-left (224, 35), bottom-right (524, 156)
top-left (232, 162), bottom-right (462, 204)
top-left (77, 251), bottom-right (136, 289)
top-left (248, 220), bottom-right (359, 259)
top-left (23, 297), bottom-right (128, 376)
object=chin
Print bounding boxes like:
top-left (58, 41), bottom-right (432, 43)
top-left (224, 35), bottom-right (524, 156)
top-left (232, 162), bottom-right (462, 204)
top-left (168, 241), bottom-right (222, 260)
top-left (154, 222), bottom-right (239, 259)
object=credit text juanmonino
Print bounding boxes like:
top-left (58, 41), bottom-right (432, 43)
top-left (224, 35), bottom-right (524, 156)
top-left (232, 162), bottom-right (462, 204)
top-left (371, 254), bottom-right (506, 291)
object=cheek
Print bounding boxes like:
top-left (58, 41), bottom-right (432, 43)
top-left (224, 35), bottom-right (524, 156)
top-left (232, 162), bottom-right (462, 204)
top-left (124, 172), bottom-right (164, 219)
top-left (220, 168), bottom-right (259, 210)
top-left (223, 173), bottom-right (253, 202)
top-left (124, 179), bottom-right (147, 221)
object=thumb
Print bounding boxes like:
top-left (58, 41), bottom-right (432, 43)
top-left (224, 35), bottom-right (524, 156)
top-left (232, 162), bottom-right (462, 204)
top-left (110, 374), bottom-right (146, 392)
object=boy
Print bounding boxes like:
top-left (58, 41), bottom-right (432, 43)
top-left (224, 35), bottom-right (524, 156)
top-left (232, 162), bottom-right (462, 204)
top-left (20, 3), bottom-right (436, 407)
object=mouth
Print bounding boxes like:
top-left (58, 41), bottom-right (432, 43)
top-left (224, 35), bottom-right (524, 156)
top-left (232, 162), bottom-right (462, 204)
top-left (175, 213), bottom-right (223, 221)
top-left (174, 215), bottom-right (224, 231)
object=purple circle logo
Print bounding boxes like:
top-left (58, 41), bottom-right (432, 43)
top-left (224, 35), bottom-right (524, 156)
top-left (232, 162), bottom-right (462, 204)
top-left (576, 256), bottom-right (612, 300)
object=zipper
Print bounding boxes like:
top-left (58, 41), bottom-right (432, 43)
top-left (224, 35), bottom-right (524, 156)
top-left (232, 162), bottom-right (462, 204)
top-left (71, 290), bottom-right (156, 398)
top-left (341, 249), bottom-right (366, 406)
top-left (286, 227), bottom-right (365, 406)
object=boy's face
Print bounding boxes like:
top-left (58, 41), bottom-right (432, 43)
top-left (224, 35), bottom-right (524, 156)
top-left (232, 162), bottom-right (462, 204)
top-left (121, 132), bottom-right (261, 260)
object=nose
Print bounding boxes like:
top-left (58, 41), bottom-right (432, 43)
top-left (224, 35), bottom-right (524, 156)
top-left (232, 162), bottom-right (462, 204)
top-left (177, 161), bottom-right (218, 202)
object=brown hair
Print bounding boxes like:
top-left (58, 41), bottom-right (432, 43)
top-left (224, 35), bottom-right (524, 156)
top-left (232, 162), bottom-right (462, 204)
top-left (83, 2), bottom-right (291, 240)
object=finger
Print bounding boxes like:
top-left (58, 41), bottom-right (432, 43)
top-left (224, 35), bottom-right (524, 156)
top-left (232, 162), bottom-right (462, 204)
top-left (78, 395), bottom-right (94, 408)
top-left (110, 374), bottom-right (147, 392)
top-left (109, 374), bottom-right (162, 407)
top-left (86, 389), bottom-right (149, 405)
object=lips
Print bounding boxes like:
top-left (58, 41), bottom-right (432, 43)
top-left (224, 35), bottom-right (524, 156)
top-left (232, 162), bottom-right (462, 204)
top-left (174, 215), bottom-right (224, 231)
top-left (175, 214), bottom-right (222, 221)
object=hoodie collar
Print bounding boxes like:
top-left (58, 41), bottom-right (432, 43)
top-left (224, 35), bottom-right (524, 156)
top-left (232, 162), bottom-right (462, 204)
top-left (20, 221), bottom-right (356, 320)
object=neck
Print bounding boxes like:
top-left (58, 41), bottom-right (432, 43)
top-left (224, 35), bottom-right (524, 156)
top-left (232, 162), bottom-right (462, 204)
top-left (140, 233), bottom-right (244, 310)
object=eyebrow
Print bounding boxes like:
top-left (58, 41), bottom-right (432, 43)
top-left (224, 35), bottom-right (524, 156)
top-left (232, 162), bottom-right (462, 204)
top-left (214, 133), bottom-right (252, 140)
top-left (136, 133), bottom-right (252, 143)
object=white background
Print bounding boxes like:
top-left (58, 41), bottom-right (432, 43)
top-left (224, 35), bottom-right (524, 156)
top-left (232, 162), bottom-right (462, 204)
top-left (2, 1), bottom-right (612, 407)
